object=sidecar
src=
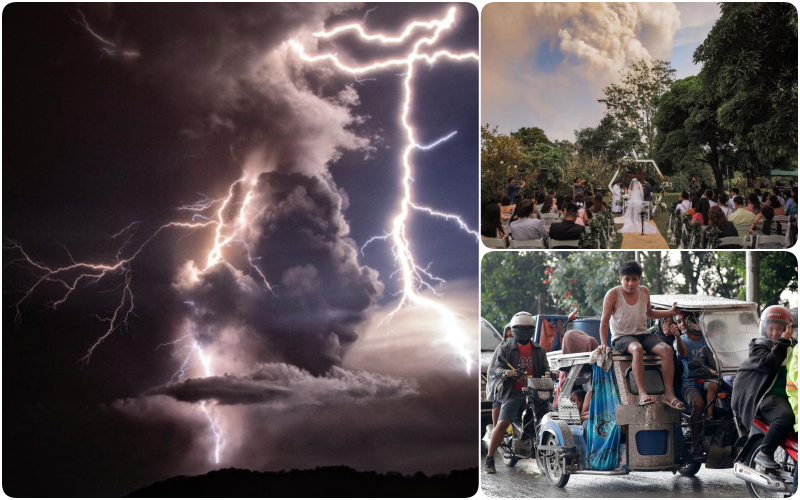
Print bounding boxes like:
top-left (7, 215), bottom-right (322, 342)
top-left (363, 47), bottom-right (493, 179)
top-left (534, 295), bottom-right (761, 488)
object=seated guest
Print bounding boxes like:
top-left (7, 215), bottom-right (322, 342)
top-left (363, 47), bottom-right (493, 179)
top-left (584, 199), bottom-right (595, 221)
top-left (754, 188), bottom-right (764, 203)
top-left (535, 192), bottom-right (545, 214)
top-left (549, 203), bottom-right (586, 245)
top-left (692, 198), bottom-right (710, 226)
top-left (541, 194), bottom-right (557, 215)
top-left (728, 196), bottom-right (756, 226)
top-left (717, 193), bottom-right (732, 218)
top-left (555, 194), bottom-right (565, 212)
top-left (747, 193), bottom-right (761, 214)
top-left (750, 205), bottom-right (783, 237)
top-left (480, 204), bottom-right (508, 246)
top-left (701, 189), bottom-right (716, 208)
top-left (594, 193), bottom-right (607, 212)
top-left (769, 195), bottom-right (785, 216)
top-left (702, 206), bottom-right (738, 248)
top-left (508, 199), bottom-right (549, 244)
top-left (773, 188), bottom-right (786, 206)
top-left (788, 188), bottom-right (798, 216)
top-left (728, 188), bottom-right (740, 212)
top-left (500, 195), bottom-right (515, 218)
top-left (675, 191), bottom-right (692, 214)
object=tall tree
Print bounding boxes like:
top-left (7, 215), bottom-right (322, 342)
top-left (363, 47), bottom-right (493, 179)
top-left (481, 124), bottom-right (525, 202)
top-left (512, 127), bottom-right (550, 152)
top-left (599, 59), bottom-right (676, 158)
top-left (653, 76), bottom-right (737, 191)
top-left (694, 3), bottom-right (798, 177)
top-left (574, 115), bottom-right (640, 167)
top-left (481, 253), bottom-right (563, 329)
top-left (717, 252), bottom-right (798, 308)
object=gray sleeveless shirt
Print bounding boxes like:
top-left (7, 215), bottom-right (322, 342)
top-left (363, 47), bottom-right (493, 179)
top-left (609, 286), bottom-right (648, 339)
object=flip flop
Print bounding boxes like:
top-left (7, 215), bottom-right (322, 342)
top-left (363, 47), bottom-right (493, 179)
top-left (638, 395), bottom-right (656, 406)
top-left (662, 397), bottom-right (685, 411)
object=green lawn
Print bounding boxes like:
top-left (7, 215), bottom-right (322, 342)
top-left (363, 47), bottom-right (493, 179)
top-left (611, 193), bottom-right (679, 249)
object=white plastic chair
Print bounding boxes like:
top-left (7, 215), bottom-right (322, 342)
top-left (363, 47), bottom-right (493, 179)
top-left (509, 239), bottom-right (545, 249)
top-left (481, 237), bottom-right (507, 249)
top-left (718, 236), bottom-right (747, 249)
top-left (754, 234), bottom-right (786, 249)
top-left (548, 239), bottom-right (580, 249)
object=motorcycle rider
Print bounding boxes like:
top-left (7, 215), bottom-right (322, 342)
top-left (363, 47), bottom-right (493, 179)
top-left (483, 311), bottom-right (551, 474)
top-left (731, 305), bottom-right (795, 468)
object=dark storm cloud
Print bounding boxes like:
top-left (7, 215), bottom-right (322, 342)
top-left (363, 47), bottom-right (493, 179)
top-left (81, 2), bottom-right (373, 172)
top-left (175, 171), bottom-right (384, 374)
top-left (148, 363), bottom-right (415, 405)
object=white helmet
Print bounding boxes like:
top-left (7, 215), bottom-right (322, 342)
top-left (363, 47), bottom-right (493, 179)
top-left (510, 311), bottom-right (536, 344)
top-left (510, 311), bottom-right (536, 327)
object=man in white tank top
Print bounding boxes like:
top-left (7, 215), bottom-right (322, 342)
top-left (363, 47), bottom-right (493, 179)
top-left (599, 261), bottom-right (685, 410)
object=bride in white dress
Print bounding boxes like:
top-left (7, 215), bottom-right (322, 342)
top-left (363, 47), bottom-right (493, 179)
top-left (619, 178), bottom-right (657, 234)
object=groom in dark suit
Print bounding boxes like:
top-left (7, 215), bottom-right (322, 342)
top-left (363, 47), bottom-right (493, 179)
top-left (643, 178), bottom-right (653, 219)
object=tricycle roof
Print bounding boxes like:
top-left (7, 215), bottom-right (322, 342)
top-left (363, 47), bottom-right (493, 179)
top-left (650, 294), bottom-right (756, 311)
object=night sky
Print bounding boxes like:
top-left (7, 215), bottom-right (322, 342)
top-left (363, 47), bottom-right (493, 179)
top-left (3, 3), bottom-right (479, 496)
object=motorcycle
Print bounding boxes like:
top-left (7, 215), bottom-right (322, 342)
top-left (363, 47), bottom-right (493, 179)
top-left (485, 355), bottom-right (556, 472)
top-left (733, 417), bottom-right (798, 498)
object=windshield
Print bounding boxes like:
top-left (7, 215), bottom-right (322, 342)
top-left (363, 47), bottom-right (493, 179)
top-left (700, 308), bottom-right (760, 372)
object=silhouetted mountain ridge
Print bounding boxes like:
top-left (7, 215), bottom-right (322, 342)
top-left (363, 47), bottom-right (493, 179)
top-left (128, 466), bottom-right (478, 497)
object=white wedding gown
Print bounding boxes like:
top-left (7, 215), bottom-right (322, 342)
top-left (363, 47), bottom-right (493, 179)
top-left (619, 179), bottom-right (657, 234)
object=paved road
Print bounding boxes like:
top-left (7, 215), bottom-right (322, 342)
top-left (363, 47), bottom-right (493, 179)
top-left (480, 448), bottom-right (750, 498)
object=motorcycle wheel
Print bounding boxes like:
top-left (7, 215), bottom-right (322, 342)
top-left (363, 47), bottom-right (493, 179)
top-left (743, 437), bottom-right (795, 498)
top-left (678, 460), bottom-right (702, 477)
top-left (540, 432), bottom-right (570, 488)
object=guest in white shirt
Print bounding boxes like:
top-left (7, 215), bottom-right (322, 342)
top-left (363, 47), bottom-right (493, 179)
top-left (675, 191), bottom-right (691, 215)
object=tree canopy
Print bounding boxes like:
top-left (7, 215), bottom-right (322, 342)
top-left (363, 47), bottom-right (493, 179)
top-left (599, 59), bottom-right (676, 158)
top-left (694, 3), bottom-right (798, 172)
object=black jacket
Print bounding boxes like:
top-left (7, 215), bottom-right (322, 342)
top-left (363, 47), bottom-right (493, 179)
top-left (731, 337), bottom-right (793, 426)
top-left (549, 220), bottom-right (585, 244)
top-left (491, 340), bottom-right (550, 404)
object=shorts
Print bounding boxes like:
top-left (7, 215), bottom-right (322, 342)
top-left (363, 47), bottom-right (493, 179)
top-left (682, 384), bottom-right (704, 405)
top-left (492, 390), bottom-right (502, 409)
top-left (498, 392), bottom-right (527, 422)
top-left (611, 333), bottom-right (664, 354)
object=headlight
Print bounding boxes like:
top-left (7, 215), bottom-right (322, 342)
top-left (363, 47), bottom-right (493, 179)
top-left (538, 391), bottom-right (551, 399)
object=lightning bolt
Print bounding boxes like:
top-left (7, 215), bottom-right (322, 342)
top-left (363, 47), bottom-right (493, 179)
top-left (290, 6), bottom-right (478, 373)
top-left (71, 6), bottom-right (141, 60)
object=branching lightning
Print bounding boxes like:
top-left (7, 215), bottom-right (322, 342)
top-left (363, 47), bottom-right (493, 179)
top-left (291, 6), bottom-right (478, 373)
top-left (72, 6), bottom-right (141, 60)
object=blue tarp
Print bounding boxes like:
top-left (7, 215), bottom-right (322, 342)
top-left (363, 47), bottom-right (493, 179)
top-left (587, 363), bottom-right (621, 470)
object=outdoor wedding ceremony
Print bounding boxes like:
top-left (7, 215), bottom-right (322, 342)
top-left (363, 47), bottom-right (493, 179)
top-left (480, 2), bottom-right (797, 251)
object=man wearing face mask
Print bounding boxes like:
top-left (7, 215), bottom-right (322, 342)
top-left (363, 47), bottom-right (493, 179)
top-left (732, 305), bottom-right (795, 468)
top-left (483, 311), bottom-right (550, 474)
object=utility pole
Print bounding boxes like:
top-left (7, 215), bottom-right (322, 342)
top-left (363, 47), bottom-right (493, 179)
top-left (746, 252), bottom-right (760, 308)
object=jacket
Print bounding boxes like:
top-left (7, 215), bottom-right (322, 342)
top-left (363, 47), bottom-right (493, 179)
top-left (731, 337), bottom-right (793, 427)
top-left (489, 339), bottom-right (550, 404)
